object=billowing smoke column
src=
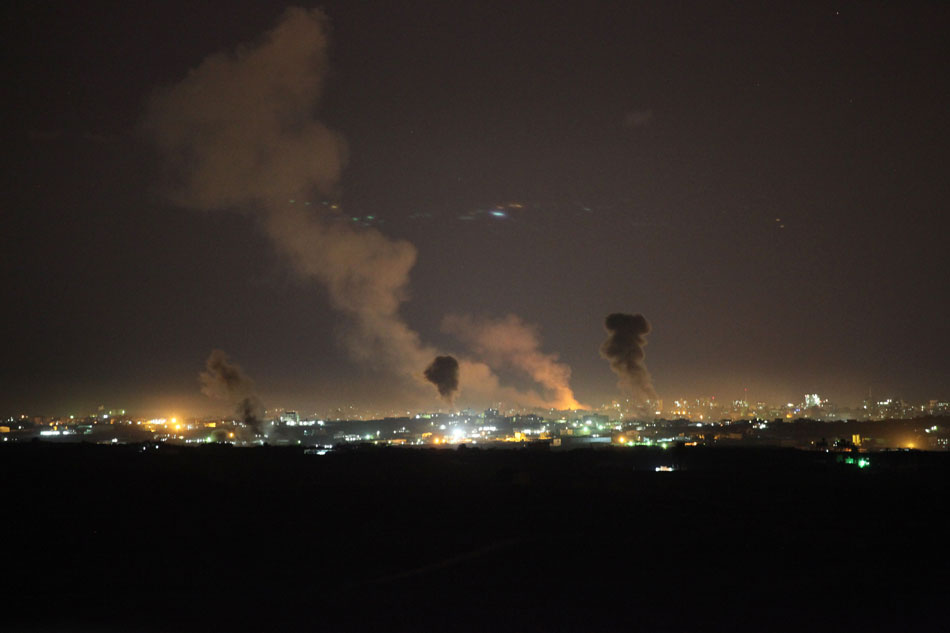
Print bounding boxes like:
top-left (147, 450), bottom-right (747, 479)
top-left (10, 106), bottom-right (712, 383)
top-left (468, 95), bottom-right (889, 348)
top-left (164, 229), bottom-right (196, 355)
top-left (199, 349), bottom-right (265, 434)
top-left (145, 7), bottom-right (582, 409)
top-left (144, 8), bottom-right (432, 382)
top-left (600, 313), bottom-right (657, 402)
top-left (424, 356), bottom-right (460, 402)
top-left (444, 314), bottom-right (585, 410)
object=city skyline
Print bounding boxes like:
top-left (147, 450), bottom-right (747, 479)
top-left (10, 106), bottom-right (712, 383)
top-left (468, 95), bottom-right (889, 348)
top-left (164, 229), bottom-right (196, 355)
top-left (6, 388), bottom-right (946, 423)
top-left (4, 2), bottom-right (948, 416)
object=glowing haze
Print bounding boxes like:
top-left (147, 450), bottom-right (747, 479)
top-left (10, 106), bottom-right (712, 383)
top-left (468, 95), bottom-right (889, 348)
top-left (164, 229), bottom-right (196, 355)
top-left (144, 7), bottom-right (581, 411)
top-left (444, 314), bottom-right (585, 410)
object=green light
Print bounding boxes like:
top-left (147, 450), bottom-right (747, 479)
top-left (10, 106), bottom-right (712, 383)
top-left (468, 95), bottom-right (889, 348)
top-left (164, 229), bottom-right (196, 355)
top-left (844, 457), bottom-right (855, 465)
top-left (858, 459), bottom-right (870, 469)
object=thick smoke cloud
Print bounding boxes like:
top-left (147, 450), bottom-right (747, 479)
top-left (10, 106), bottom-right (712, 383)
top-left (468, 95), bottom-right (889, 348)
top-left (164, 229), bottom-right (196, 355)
top-left (144, 7), bottom-right (345, 209)
top-left (145, 7), bottom-right (582, 409)
top-left (600, 313), bottom-right (657, 402)
top-left (144, 8), bottom-right (429, 382)
top-left (443, 314), bottom-right (584, 410)
top-left (424, 356), bottom-right (460, 401)
top-left (200, 349), bottom-right (265, 433)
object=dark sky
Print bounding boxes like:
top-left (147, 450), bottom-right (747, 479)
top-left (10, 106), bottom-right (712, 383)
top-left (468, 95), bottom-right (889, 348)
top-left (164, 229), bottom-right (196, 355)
top-left (3, 1), bottom-right (948, 417)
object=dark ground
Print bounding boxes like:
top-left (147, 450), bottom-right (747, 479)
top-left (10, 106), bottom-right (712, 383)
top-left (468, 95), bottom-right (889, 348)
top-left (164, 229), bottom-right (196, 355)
top-left (3, 442), bottom-right (947, 632)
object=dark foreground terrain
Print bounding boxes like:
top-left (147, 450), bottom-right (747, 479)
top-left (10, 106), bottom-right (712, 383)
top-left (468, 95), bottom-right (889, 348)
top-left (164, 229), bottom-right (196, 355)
top-left (3, 442), bottom-right (947, 632)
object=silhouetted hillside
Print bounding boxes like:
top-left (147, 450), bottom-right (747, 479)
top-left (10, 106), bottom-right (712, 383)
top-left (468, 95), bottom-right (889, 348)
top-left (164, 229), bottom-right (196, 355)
top-left (3, 443), bottom-right (947, 632)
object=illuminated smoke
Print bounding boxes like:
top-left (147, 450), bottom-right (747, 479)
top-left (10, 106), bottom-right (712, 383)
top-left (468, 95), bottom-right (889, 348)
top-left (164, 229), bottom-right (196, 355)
top-left (424, 356), bottom-right (460, 402)
top-left (443, 314), bottom-right (584, 410)
top-left (199, 349), bottom-right (265, 434)
top-left (600, 313), bottom-right (657, 402)
top-left (144, 8), bottom-right (427, 379)
top-left (144, 7), bottom-right (580, 409)
top-left (144, 7), bottom-right (344, 210)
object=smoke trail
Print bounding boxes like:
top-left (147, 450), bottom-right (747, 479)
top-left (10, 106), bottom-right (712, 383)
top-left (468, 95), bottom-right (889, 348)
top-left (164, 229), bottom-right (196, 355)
top-left (144, 7), bottom-right (580, 409)
top-left (600, 313), bottom-right (657, 402)
top-left (443, 314), bottom-right (584, 410)
top-left (200, 349), bottom-right (265, 434)
top-left (424, 356), bottom-right (460, 402)
top-left (144, 8), bottom-right (429, 380)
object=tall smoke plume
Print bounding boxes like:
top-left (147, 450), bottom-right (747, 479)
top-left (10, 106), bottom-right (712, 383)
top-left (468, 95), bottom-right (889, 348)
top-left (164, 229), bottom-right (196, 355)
top-left (145, 7), bottom-right (581, 409)
top-left (443, 314), bottom-right (585, 410)
top-left (200, 349), bottom-right (265, 434)
top-left (600, 313), bottom-right (657, 402)
top-left (424, 356), bottom-right (460, 402)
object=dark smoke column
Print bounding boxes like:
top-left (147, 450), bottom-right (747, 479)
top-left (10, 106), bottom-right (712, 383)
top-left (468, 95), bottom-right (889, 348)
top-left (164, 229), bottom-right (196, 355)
top-left (200, 350), bottom-right (265, 435)
top-left (424, 356), bottom-right (460, 402)
top-left (600, 313), bottom-right (658, 402)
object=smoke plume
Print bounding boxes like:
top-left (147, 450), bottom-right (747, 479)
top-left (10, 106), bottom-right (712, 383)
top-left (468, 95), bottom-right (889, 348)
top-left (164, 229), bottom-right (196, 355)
top-left (200, 349), bottom-right (265, 434)
top-left (600, 313), bottom-right (657, 402)
top-left (144, 8), bottom-right (428, 378)
top-left (424, 356), bottom-right (460, 401)
top-left (145, 7), bottom-right (582, 409)
top-left (443, 314), bottom-right (585, 410)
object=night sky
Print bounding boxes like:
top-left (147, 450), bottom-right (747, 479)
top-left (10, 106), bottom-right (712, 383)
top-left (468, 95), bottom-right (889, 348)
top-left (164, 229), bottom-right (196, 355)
top-left (3, 1), bottom-right (948, 417)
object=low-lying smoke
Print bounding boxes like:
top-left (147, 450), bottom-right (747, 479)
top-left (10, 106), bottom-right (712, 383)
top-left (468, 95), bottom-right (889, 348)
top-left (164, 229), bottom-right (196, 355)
top-left (200, 349), bottom-right (265, 434)
top-left (444, 314), bottom-right (584, 410)
top-left (424, 356), bottom-right (460, 402)
top-left (600, 313), bottom-right (657, 402)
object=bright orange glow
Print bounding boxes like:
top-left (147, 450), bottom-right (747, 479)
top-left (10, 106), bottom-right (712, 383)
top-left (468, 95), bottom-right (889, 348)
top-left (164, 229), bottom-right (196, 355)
top-left (554, 393), bottom-right (588, 411)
